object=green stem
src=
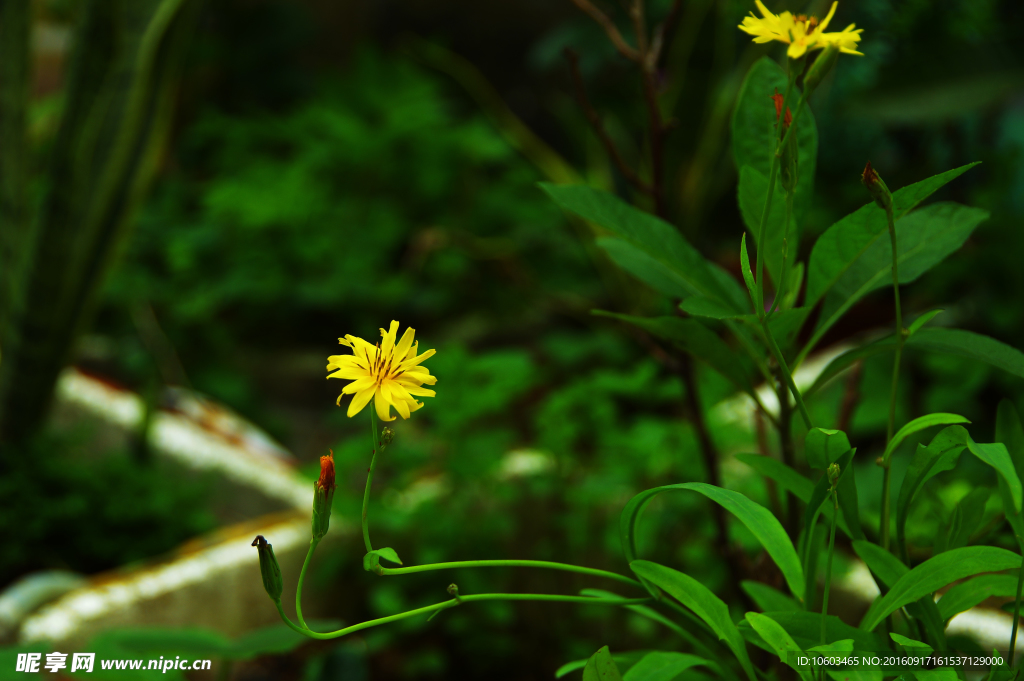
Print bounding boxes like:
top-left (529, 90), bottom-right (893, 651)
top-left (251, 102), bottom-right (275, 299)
top-left (881, 204), bottom-right (901, 553)
top-left (381, 559), bottom-right (642, 589)
top-left (880, 464), bottom-right (892, 552)
top-left (754, 68), bottom-right (796, 315)
top-left (295, 538), bottom-right (320, 630)
top-left (767, 190), bottom-right (794, 318)
top-left (277, 593), bottom-right (651, 640)
top-left (362, 408), bottom-right (381, 553)
top-left (762, 316), bottom-right (813, 430)
top-left (821, 489), bottom-right (838, 647)
top-left (1010, 536), bottom-right (1024, 664)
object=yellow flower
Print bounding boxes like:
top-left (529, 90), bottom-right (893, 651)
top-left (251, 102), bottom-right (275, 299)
top-left (739, 1), bottom-right (863, 59)
top-left (327, 320), bottom-right (437, 421)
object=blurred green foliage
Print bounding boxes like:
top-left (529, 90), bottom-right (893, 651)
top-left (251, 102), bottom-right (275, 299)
top-left (0, 428), bottom-right (216, 585)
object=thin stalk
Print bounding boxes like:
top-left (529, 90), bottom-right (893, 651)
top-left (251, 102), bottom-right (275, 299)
top-left (295, 538), bottom-right (320, 630)
top-left (803, 504), bottom-right (824, 611)
top-left (767, 190), bottom-right (794, 318)
top-left (362, 407), bottom-right (381, 553)
top-left (754, 68), bottom-right (795, 314)
top-left (762, 317), bottom-right (813, 429)
top-left (380, 560), bottom-right (643, 589)
top-left (881, 204), bottom-right (901, 552)
top-left (1010, 536), bottom-right (1024, 664)
top-left (277, 593), bottom-right (651, 640)
top-left (821, 489), bottom-right (838, 647)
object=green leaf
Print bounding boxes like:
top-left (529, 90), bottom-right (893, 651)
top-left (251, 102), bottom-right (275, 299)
top-left (937, 574), bottom-right (1020, 621)
top-left (598, 237), bottom-right (694, 299)
top-left (731, 57), bottom-right (817, 225)
top-left (583, 646), bottom-right (624, 681)
top-left (740, 611), bottom-right (883, 650)
top-left (852, 539), bottom-right (908, 588)
top-left (859, 546), bottom-right (1022, 631)
top-left (745, 613), bottom-right (811, 681)
top-left (935, 487), bottom-right (989, 555)
top-left (810, 202), bottom-right (987, 347)
top-left (807, 327), bottom-right (1024, 398)
top-left (622, 652), bottom-right (712, 681)
top-left (967, 438), bottom-right (1023, 514)
top-left (883, 413), bottom-right (970, 465)
top-left (741, 581), bottom-right (802, 612)
top-left (852, 541), bottom-right (947, 647)
top-left (805, 428), bottom-right (852, 469)
top-left (908, 309), bottom-right (944, 337)
top-left (363, 547), bottom-right (403, 572)
top-left (621, 483), bottom-right (804, 600)
top-left (740, 233), bottom-right (756, 299)
top-left (630, 560), bottom-right (756, 681)
top-left (913, 669), bottom-right (960, 681)
top-left (737, 165), bottom-right (790, 288)
top-left (556, 652), bottom-right (649, 680)
top-left (541, 183), bottom-right (746, 310)
top-left (890, 632), bottom-right (933, 654)
top-left (580, 589), bottom-right (718, 659)
top-left (736, 454), bottom-right (813, 503)
top-left (895, 426), bottom-right (969, 557)
top-left (806, 163), bottom-right (979, 310)
top-left (592, 311), bottom-right (755, 394)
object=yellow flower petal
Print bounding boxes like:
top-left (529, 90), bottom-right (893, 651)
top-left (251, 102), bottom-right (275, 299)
top-left (818, 1), bottom-right (838, 31)
top-left (374, 387), bottom-right (395, 422)
top-left (347, 385), bottom-right (375, 417)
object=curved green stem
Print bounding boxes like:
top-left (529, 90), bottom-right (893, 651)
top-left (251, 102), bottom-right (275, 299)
top-left (295, 538), bottom-right (320, 630)
top-left (276, 593), bottom-right (651, 640)
top-left (381, 560), bottom-right (642, 589)
top-left (362, 408), bottom-right (381, 553)
top-left (275, 599), bottom-right (311, 635)
top-left (881, 204), bottom-right (902, 552)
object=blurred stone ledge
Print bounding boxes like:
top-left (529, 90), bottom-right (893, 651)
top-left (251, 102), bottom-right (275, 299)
top-left (5, 368), bottom-right (349, 649)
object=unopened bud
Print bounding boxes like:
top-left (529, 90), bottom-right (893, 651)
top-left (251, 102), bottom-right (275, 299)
top-left (312, 451), bottom-right (336, 541)
top-left (862, 161), bottom-right (893, 211)
top-left (251, 535), bottom-right (283, 601)
top-left (447, 583), bottom-right (461, 601)
top-left (804, 44), bottom-right (840, 94)
top-left (771, 90), bottom-right (798, 192)
top-left (380, 427), bottom-right (395, 450)
top-left (827, 462), bottom-right (841, 489)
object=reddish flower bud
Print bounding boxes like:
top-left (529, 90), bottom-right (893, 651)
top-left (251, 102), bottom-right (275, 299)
top-left (771, 89), bottom-right (793, 130)
top-left (312, 451), bottom-right (336, 541)
top-left (317, 451), bottom-right (336, 493)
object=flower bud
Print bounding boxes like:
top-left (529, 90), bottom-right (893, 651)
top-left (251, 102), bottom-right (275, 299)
top-left (251, 535), bottom-right (283, 601)
top-left (861, 161), bottom-right (893, 211)
top-left (804, 44), bottom-right (840, 94)
top-left (827, 462), bottom-right (841, 489)
top-left (380, 427), bottom-right (395, 450)
top-left (312, 451), bottom-right (336, 541)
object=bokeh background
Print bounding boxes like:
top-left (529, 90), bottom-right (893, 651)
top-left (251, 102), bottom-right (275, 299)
top-left (2, 0), bottom-right (1024, 678)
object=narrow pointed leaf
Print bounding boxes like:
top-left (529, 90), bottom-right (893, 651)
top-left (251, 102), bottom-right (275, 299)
top-left (621, 483), bottom-right (804, 600)
top-left (745, 613), bottom-right (811, 681)
top-left (883, 414), bottom-right (970, 465)
top-left (806, 163), bottom-right (979, 309)
top-left (937, 574), bottom-right (1020, 621)
top-left (859, 547), bottom-right (1022, 631)
top-left (630, 560), bottom-right (756, 681)
top-left (583, 646), bottom-right (624, 681)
